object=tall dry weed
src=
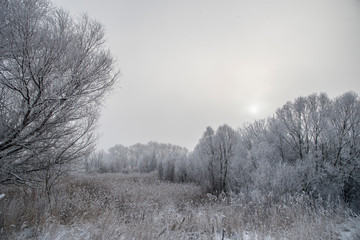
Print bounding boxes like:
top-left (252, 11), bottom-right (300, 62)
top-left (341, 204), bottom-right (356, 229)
top-left (0, 172), bottom-right (359, 240)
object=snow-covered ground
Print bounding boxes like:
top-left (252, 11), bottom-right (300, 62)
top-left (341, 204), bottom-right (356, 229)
top-left (1, 173), bottom-right (359, 240)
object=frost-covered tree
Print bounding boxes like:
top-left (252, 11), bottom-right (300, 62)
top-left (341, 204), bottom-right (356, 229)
top-left (128, 143), bottom-right (147, 170)
top-left (190, 125), bottom-right (238, 193)
top-left (174, 153), bottom-right (189, 182)
top-left (108, 144), bottom-right (130, 173)
top-left (325, 92), bottom-right (360, 205)
top-left (0, 0), bottom-right (118, 185)
top-left (184, 92), bottom-right (359, 211)
top-left (138, 151), bottom-right (157, 173)
top-left (191, 127), bottom-right (216, 192)
top-left (85, 150), bottom-right (106, 173)
top-left (158, 147), bottom-right (188, 181)
top-left (275, 97), bottom-right (309, 162)
top-left (212, 124), bottom-right (238, 193)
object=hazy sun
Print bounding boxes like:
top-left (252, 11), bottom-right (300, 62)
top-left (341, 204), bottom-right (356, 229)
top-left (249, 105), bottom-right (258, 115)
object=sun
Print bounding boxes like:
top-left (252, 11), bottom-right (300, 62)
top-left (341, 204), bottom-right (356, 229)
top-left (249, 105), bottom-right (259, 115)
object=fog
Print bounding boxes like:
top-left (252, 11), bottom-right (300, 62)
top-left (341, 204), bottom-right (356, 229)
top-left (52, 0), bottom-right (360, 150)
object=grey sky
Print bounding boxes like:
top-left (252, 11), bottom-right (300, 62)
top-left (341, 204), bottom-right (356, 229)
top-left (52, 0), bottom-right (360, 151)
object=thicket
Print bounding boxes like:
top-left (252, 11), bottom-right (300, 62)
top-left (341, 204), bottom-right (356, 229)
top-left (173, 92), bottom-right (360, 212)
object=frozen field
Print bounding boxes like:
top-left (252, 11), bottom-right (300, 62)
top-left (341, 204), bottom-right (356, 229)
top-left (1, 173), bottom-right (359, 240)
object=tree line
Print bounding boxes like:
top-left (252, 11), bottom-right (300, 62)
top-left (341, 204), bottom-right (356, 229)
top-left (85, 142), bottom-right (188, 174)
top-left (180, 92), bottom-right (359, 212)
top-left (92, 92), bottom-right (360, 212)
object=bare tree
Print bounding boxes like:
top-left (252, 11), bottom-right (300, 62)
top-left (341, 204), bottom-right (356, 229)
top-left (85, 150), bottom-right (105, 173)
top-left (190, 125), bottom-right (238, 194)
top-left (0, 0), bottom-right (118, 186)
top-left (193, 126), bottom-right (216, 192)
top-left (108, 144), bottom-right (130, 173)
top-left (212, 124), bottom-right (238, 193)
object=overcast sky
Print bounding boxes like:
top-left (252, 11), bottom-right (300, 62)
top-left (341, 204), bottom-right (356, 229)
top-left (52, 0), bottom-right (360, 151)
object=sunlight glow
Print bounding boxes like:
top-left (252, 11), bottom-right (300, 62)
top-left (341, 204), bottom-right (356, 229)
top-left (249, 105), bottom-right (259, 115)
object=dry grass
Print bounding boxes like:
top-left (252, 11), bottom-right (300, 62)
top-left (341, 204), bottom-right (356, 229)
top-left (0, 172), bottom-right (359, 240)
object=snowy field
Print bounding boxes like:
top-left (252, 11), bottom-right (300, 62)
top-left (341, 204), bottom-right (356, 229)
top-left (1, 173), bottom-right (359, 240)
